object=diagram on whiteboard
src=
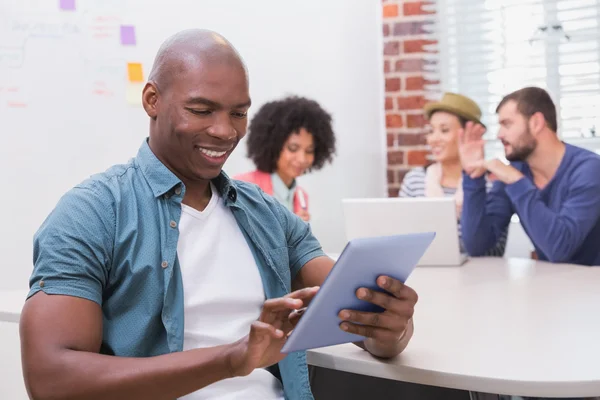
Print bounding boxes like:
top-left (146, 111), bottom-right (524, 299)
top-left (0, 0), bottom-right (144, 110)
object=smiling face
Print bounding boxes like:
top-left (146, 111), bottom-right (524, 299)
top-left (275, 128), bottom-right (315, 185)
top-left (426, 111), bottom-right (462, 164)
top-left (144, 41), bottom-right (251, 183)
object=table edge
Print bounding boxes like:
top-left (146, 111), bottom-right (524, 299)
top-left (306, 348), bottom-right (600, 397)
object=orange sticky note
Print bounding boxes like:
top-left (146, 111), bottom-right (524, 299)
top-left (127, 62), bottom-right (144, 82)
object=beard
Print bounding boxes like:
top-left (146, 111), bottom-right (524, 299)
top-left (504, 127), bottom-right (537, 162)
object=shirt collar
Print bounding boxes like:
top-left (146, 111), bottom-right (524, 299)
top-left (136, 138), bottom-right (238, 203)
top-left (271, 172), bottom-right (296, 194)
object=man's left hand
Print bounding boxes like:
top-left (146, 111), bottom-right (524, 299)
top-left (338, 276), bottom-right (417, 358)
top-left (295, 209), bottom-right (310, 222)
top-left (484, 159), bottom-right (524, 184)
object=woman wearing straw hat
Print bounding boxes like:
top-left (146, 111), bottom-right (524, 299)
top-left (399, 92), bottom-right (507, 256)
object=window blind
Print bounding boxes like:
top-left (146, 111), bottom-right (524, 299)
top-left (434, 0), bottom-right (600, 153)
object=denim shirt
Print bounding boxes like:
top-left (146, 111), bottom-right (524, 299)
top-left (28, 139), bottom-right (325, 400)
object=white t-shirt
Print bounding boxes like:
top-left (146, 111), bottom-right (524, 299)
top-left (177, 185), bottom-right (284, 400)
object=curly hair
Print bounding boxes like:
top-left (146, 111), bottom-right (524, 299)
top-left (246, 96), bottom-right (337, 173)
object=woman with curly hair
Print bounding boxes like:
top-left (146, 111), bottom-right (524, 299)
top-left (235, 96), bottom-right (337, 222)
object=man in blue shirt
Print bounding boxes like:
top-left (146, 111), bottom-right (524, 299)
top-left (459, 86), bottom-right (600, 266)
top-left (19, 29), bottom-right (418, 399)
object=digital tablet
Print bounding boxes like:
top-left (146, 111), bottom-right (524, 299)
top-left (281, 231), bottom-right (435, 354)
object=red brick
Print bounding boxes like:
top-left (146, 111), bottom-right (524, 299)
top-left (395, 59), bottom-right (437, 73)
top-left (404, 39), bottom-right (437, 53)
top-left (384, 60), bottom-right (391, 73)
top-left (406, 76), bottom-right (439, 91)
top-left (397, 132), bottom-right (427, 146)
top-left (387, 150), bottom-right (405, 165)
top-left (385, 78), bottom-right (401, 92)
top-left (407, 150), bottom-right (430, 166)
top-left (395, 59), bottom-right (424, 73)
top-left (392, 21), bottom-right (431, 36)
top-left (385, 97), bottom-right (394, 110)
top-left (384, 41), bottom-right (401, 56)
top-left (397, 95), bottom-right (427, 110)
top-left (406, 76), bottom-right (425, 91)
top-left (387, 133), bottom-right (396, 147)
top-left (406, 113), bottom-right (427, 128)
top-left (388, 188), bottom-right (400, 198)
top-left (404, 1), bottom-right (435, 16)
top-left (383, 23), bottom-right (390, 37)
top-left (383, 3), bottom-right (399, 18)
top-left (386, 114), bottom-right (404, 128)
top-left (387, 169), bottom-right (397, 185)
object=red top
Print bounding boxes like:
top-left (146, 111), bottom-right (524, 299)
top-left (234, 170), bottom-right (309, 214)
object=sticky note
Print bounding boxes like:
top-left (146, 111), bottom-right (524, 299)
top-left (59, 0), bottom-right (76, 11)
top-left (127, 63), bottom-right (144, 83)
top-left (126, 82), bottom-right (144, 106)
top-left (120, 25), bottom-right (136, 45)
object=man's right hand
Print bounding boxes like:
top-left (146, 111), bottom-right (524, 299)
top-left (458, 121), bottom-right (487, 179)
top-left (20, 288), bottom-right (319, 400)
top-left (225, 286), bottom-right (319, 377)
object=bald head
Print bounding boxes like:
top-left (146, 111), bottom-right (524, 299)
top-left (143, 29), bottom-right (251, 187)
top-left (148, 29), bottom-right (247, 92)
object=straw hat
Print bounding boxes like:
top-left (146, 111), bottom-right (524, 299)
top-left (423, 92), bottom-right (485, 128)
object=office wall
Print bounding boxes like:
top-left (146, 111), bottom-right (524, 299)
top-left (0, 0), bottom-right (387, 290)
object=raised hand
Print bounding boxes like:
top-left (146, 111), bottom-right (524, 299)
top-left (458, 121), bottom-right (487, 179)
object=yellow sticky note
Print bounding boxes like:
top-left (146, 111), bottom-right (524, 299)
top-left (127, 62), bottom-right (144, 82)
top-left (126, 82), bottom-right (144, 106)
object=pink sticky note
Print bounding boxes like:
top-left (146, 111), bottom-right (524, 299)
top-left (120, 25), bottom-right (136, 46)
top-left (59, 0), bottom-right (76, 11)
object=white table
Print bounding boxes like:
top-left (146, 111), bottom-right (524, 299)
top-left (307, 257), bottom-right (600, 398)
top-left (0, 289), bottom-right (26, 323)
top-left (2, 258), bottom-right (600, 398)
top-left (0, 289), bottom-right (29, 399)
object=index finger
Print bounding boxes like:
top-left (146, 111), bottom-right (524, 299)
top-left (376, 276), bottom-right (418, 303)
top-left (464, 122), bottom-right (484, 142)
top-left (472, 123), bottom-right (486, 140)
top-left (262, 297), bottom-right (304, 313)
top-left (284, 286), bottom-right (319, 301)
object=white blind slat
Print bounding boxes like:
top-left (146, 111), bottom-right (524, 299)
top-left (437, 0), bottom-right (600, 146)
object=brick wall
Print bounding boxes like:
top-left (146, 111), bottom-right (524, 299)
top-left (383, 0), bottom-right (437, 197)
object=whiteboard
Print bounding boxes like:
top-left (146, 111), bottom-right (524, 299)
top-left (0, 0), bottom-right (386, 290)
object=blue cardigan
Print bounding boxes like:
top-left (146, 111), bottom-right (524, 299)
top-left (461, 143), bottom-right (600, 266)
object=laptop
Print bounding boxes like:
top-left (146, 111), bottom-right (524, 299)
top-left (341, 197), bottom-right (467, 266)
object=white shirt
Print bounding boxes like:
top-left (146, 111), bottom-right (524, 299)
top-left (177, 185), bottom-right (284, 400)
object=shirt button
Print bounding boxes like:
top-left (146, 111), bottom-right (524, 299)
top-left (169, 220), bottom-right (177, 228)
top-left (175, 187), bottom-right (182, 195)
top-left (228, 190), bottom-right (237, 202)
top-left (39, 280), bottom-right (45, 288)
top-left (161, 261), bottom-right (168, 269)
